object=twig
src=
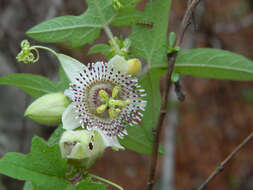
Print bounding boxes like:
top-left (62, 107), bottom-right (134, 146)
top-left (197, 131), bottom-right (253, 190)
top-left (147, 0), bottom-right (202, 189)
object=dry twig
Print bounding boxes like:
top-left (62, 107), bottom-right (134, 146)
top-left (197, 131), bottom-right (253, 190)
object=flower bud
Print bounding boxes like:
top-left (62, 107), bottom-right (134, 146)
top-left (108, 55), bottom-right (129, 73)
top-left (25, 92), bottom-right (70, 125)
top-left (127, 58), bottom-right (142, 75)
top-left (59, 130), bottom-right (106, 169)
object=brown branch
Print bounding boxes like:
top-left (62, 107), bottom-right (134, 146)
top-left (147, 0), bottom-right (203, 190)
top-left (197, 131), bottom-right (253, 190)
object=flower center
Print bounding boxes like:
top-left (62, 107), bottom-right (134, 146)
top-left (96, 86), bottom-right (130, 119)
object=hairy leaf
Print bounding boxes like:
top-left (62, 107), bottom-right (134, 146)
top-left (129, 0), bottom-right (171, 68)
top-left (56, 66), bottom-right (70, 91)
top-left (88, 44), bottom-right (111, 55)
top-left (128, 0), bottom-right (171, 139)
top-left (0, 137), bottom-right (73, 190)
top-left (26, 0), bottom-right (116, 47)
top-left (175, 48), bottom-right (253, 81)
top-left (47, 125), bottom-right (65, 146)
top-left (111, 0), bottom-right (144, 26)
top-left (0, 74), bottom-right (58, 98)
top-left (76, 178), bottom-right (107, 190)
top-left (140, 68), bottom-right (166, 138)
top-left (119, 125), bottom-right (164, 155)
top-left (23, 181), bottom-right (33, 190)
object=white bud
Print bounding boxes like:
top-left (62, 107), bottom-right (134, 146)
top-left (59, 130), bottom-right (106, 169)
top-left (25, 92), bottom-right (70, 125)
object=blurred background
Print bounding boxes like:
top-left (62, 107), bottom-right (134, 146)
top-left (1, 0), bottom-right (253, 189)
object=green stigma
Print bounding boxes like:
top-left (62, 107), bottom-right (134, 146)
top-left (96, 86), bottom-right (130, 119)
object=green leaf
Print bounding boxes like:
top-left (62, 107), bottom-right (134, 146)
top-left (0, 74), bottom-right (59, 98)
top-left (129, 0), bottom-right (171, 68)
top-left (128, 0), bottom-right (171, 140)
top-left (119, 125), bottom-right (164, 155)
top-left (0, 136), bottom-right (74, 190)
top-left (140, 68), bottom-right (166, 138)
top-left (23, 181), bottom-right (33, 190)
top-left (88, 44), bottom-right (111, 55)
top-left (111, 0), bottom-right (144, 26)
top-left (26, 0), bottom-right (117, 47)
top-left (56, 66), bottom-right (70, 91)
top-left (47, 125), bottom-right (65, 146)
top-left (175, 48), bottom-right (253, 81)
top-left (76, 178), bottom-right (107, 190)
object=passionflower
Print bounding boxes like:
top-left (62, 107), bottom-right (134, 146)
top-left (58, 54), bottom-right (146, 150)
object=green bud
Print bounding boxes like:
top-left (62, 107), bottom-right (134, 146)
top-left (127, 58), bottom-right (142, 75)
top-left (59, 130), bottom-right (106, 169)
top-left (25, 92), bottom-right (70, 125)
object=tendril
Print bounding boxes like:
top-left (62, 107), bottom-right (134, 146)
top-left (16, 39), bottom-right (57, 64)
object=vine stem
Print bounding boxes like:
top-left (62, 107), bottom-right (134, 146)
top-left (88, 173), bottom-right (124, 190)
top-left (197, 131), bottom-right (253, 190)
top-left (103, 24), bottom-right (121, 52)
top-left (31, 45), bottom-right (57, 56)
top-left (147, 0), bottom-right (202, 190)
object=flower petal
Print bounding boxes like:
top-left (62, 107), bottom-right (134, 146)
top-left (57, 53), bottom-right (86, 83)
top-left (108, 55), bottom-right (129, 74)
top-left (95, 128), bottom-right (125, 150)
top-left (62, 103), bottom-right (81, 130)
top-left (68, 143), bottom-right (91, 159)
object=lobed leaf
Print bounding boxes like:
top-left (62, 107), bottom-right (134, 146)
top-left (128, 0), bottom-right (171, 140)
top-left (26, 0), bottom-right (117, 47)
top-left (129, 0), bottom-right (171, 69)
top-left (0, 137), bottom-right (73, 190)
top-left (175, 48), bottom-right (253, 81)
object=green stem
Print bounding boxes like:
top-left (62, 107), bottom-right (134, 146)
top-left (31, 45), bottom-right (58, 56)
top-left (103, 25), bottom-right (120, 52)
top-left (88, 173), bottom-right (124, 190)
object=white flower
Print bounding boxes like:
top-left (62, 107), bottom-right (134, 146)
top-left (57, 54), bottom-right (146, 150)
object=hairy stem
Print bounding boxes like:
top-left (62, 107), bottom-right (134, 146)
top-left (103, 25), bottom-right (120, 52)
top-left (31, 45), bottom-right (57, 56)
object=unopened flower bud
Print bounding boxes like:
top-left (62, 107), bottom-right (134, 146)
top-left (127, 58), bottom-right (142, 75)
top-left (59, 130), bottom-right (106, 169)
top-left (25, 92), bottom-right (70, 125)
top-left (108, 55), bottom-right (129, 73)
